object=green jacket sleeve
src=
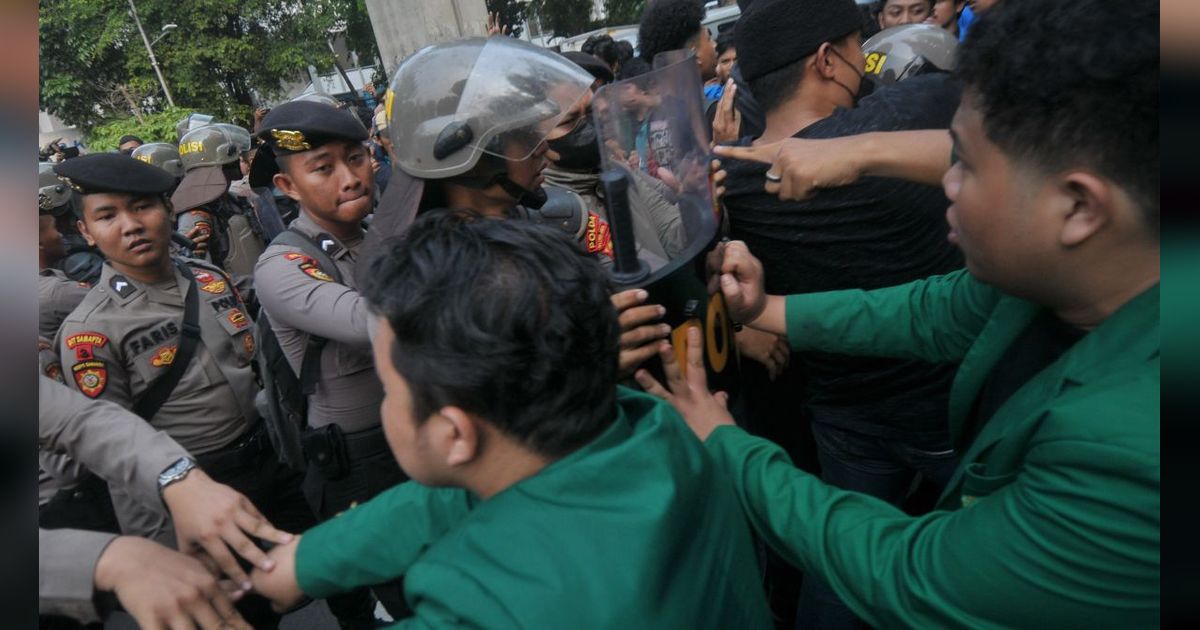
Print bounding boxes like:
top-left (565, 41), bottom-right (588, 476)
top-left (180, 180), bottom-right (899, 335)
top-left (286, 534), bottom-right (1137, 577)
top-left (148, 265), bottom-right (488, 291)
top-left (704, 422), bottom-right (1160, 629)
top-left (296, 482), bottom-right (473, 598)
top-left (785, 269), bottom-right (1000, 363)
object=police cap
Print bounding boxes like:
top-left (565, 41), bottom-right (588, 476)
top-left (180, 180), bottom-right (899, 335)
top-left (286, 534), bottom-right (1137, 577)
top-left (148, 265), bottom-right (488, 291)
top-left (52, 153), bottom-right (176, 197)
top-left (249, 99), bottom-right (368, 188)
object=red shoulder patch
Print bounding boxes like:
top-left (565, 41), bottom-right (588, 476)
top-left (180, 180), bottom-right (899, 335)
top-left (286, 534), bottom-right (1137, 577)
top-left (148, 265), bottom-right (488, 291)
top-left (65, 332), bottom-right (110, 362)
top-left (72, 361), bottom-right (107, 398)
top-left (584, 212), bottom-right (614, 258)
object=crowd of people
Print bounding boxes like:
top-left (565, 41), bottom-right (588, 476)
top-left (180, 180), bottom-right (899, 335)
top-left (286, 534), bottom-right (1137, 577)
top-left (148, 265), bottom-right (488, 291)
top-left (37, 0), bottom-right (1159, 628)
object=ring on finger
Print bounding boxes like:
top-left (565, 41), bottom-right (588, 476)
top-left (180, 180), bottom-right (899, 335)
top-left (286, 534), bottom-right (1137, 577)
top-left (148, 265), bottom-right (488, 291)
top-left (764, 171), bottom-right (782, 183)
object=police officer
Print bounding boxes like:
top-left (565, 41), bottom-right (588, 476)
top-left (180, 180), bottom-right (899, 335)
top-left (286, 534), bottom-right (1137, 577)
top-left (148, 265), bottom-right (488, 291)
top-left (130, 142), bottom-right (185, 185)
top-left (378, 37), bottom-right (674, 378)
top-left (52, 152), bottom-right (313, 629)
top-left (171, 124), bottom-right (266, 294)
top-left (40, 162), bottom-right (92, 341)
top-left (251, 100), bottom-right (404, 626)
top-left (38, 376), bottom-right (296, 630)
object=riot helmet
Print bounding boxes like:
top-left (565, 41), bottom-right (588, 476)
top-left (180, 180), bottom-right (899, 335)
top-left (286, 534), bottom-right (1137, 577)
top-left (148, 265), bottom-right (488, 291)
top-left (38, 162), bottom-right (73, 215)
top-left (130, 142), bottom-right (185, 178)
top-left (862, 23), bottom-right (958, 86)
top-left (175, 113), bottom-right (215, 143)
top-left (210, 123), bottom-right (253, 154)
top-left (178, 125), bottom-right (240, 172)
top-left (386, 37), bottom-right (593, 204)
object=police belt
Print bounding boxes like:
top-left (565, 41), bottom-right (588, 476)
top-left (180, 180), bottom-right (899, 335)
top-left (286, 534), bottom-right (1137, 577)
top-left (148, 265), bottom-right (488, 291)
top-left (338, 424), bottom-right (390, 460)
top-left (196, 421), bottom-right (271, 471)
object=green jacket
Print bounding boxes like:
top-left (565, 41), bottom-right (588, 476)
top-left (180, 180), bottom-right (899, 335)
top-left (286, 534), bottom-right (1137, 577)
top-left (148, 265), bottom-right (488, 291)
top-left (296, 387), bottom-right (772, 629)
top-left (706, 270), bottom-right (1159, 628)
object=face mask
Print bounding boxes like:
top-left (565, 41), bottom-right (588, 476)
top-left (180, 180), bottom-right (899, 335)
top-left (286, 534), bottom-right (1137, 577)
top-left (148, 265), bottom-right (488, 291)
top-left (829, 48), bottom-right (869, 106)
top-left (546, 118), bottom-right (601, 172)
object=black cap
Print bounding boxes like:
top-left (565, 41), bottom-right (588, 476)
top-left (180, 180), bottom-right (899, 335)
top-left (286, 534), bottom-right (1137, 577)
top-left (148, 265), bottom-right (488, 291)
top-left (53, 153), bottom-right (176, 196)
top-left (118, 134), bottom-right (143, 146)
top-left (736, 0), bottom-right (863, 82)
top-left (249, 100), bottom-right (369, 188)
top-left (561, 51), bottom-right (614, 84)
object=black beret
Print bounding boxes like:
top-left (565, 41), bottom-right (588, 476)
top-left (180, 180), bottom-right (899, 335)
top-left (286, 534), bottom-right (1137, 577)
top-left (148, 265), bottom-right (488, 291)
top-left (736, 0), bottom-right (863, 82)
top-left (52, 153), bottom-right (176, 196)
top-left (561, 51), bottom-right (614, 84)
top-left (249, 100), bottom-right (369, 188)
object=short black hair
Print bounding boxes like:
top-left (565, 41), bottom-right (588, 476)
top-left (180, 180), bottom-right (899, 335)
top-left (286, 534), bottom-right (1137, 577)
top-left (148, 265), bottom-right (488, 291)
top-left (363, 210), bottom-right (620, 458)
top-left (617, 56), bottom-right (652, 81)
top-left (118, 135), bottom-right (143, 145)
top-left (716, 30), bottom-right (736, 57)
top-left (582, 34), bottom-right (620, 68)
top-left (746, 31), bottom-right (856, 115)
top-left (615, 40), bottom-right (635, 63)
top-left (956, 0), bottom-right (1159, 228)
top-left (638, 0), bottom-right (706, 64)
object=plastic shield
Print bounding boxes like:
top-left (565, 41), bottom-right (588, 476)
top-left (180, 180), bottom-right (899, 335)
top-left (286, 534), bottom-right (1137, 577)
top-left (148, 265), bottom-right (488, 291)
top-left (591, 52), bottom-right (739, 396)
top-left (590, 50), bottom-right (719, 283)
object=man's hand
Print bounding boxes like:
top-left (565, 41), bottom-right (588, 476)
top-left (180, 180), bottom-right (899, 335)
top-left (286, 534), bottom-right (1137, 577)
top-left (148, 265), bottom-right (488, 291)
top-left (711, 159), bottom-right (728, 202)
top-left (612, 288), bottom-right (671, 378)
top-left (250, 536), bottom-right (305, 613)
top-left (162, 468), bottom-right (294, 591)
top-left (705, 240), bottom-right (767, 324)
top-left (183, 225), bottom-right (211, 259)
top-left (736, 327), bottom-right (789, 380)
top-left (486, 11), bottom-right (510, 37)
top-left (635, 327), bottom-right (735, 442)
top-left (711, 80), bottom-right (742, 146)
top-left (93, 536), bottom-right (250, 630)
top-left (713, 136), bottom-right (866, 201)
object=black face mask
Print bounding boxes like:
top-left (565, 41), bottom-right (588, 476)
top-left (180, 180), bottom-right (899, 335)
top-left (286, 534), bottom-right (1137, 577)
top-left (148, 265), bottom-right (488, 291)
top-left (829, 48), bottom-right (870, 106)
top-left (546, 118), bottom-right (601, 172)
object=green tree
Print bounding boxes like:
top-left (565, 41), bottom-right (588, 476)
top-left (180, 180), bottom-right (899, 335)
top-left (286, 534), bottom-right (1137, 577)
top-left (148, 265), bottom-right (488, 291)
top-left (486, 0), bottom-right (526, 39)
top-left (528, 0), bottom-right (595, 39)
top-left (604, 0), bottom-right (645, 25)
top-left (39, 0), bottom-right (380, 131)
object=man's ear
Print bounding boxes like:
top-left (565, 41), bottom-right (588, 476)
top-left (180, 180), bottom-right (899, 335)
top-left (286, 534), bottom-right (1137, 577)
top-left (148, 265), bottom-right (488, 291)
top-left (814, 43), bottom-right (838, 79)
top-left (1056, 170), bottom-right (1113, 248)
top-left (77, 219), bottom-right (96, 247)
top-left (436, 406), bottom-right (480, 467)
top-left (273, 171), bottom-right (302, 203)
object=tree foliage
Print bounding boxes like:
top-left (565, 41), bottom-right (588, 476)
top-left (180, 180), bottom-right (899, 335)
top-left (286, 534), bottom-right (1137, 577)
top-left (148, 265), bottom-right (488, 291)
top-left (528, 0), bottom-right (596, 39)
top-left (86, 106), bottom-right (193, 151)
top-left (486, 0), bottom-right (526, 39)
top-left (604, 0), bottom-right (646, 25)
top-left (39, 0), bottom-right (379, 132)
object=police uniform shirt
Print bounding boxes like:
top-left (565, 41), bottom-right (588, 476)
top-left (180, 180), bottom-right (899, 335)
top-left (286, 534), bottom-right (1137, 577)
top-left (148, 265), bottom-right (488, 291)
top-left (55, 258), bottom-right (258, 455)
top-left (38, 337), bottom-right (85, 506)
top-left (254, 212), bottom-right (382, 433)
top-left (39, 267), bottom-right (92, 340)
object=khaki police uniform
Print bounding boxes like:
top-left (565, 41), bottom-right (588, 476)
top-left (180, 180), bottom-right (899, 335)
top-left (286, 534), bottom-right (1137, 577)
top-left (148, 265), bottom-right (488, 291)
top-left (251, 98), bottom-right (408, 623)
top-left (39, 376), bottom-right (189, 625)
top-left (39, 267), bottom-right (91, 340)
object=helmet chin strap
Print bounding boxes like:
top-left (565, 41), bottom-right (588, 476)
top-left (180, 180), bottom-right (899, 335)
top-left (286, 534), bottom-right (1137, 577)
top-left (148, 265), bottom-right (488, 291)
top-left (495, 175), bottom-right (547, 209)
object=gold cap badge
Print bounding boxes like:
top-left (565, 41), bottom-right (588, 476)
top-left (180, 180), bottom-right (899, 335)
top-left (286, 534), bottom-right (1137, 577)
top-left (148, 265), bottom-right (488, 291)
top-left (271, 129), bottom-right (311, 152)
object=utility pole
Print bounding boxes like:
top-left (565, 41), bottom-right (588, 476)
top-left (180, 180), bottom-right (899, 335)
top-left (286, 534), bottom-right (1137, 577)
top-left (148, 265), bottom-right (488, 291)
top-left (128, 0), bottom-right (176, 108)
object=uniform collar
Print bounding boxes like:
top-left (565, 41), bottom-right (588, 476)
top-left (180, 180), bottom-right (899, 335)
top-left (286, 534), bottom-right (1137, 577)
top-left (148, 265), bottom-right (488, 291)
top-left (98, 260), bottom-right (187, 307)
top-left (291, 212), bottom-right (359, 261)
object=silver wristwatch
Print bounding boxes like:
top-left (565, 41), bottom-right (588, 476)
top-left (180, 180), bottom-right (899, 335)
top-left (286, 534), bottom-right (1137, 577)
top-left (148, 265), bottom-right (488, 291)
top-left (157, 457), bottom-right (198, 495)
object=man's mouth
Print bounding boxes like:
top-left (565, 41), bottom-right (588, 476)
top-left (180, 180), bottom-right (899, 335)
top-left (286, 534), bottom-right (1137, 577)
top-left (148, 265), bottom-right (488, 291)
top-left (129, 238), bottom-right (153, 253)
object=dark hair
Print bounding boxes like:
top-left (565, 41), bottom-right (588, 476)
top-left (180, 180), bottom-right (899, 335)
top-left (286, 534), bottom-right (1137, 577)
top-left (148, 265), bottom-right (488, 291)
top-left (715, 30), bottom-right (736, 57)
top-left (872, 0), bottom-right (934, 19)
top-left (615, 40), bottom-right (635, 63)
top-left (747, 58), bottom-right (805, 115)
top-left (956, 0), bottom-right (1159, 227)
top-left (118, 135), bottom-right (143, 145)
top-left (637, 0), bottom-right (706, 64)
top-left (582, 34), bottom-right (620, 68)
top-left (617, 56), bottom-right (652, 81)
top-left (363, 210), bottom-right (620, 458)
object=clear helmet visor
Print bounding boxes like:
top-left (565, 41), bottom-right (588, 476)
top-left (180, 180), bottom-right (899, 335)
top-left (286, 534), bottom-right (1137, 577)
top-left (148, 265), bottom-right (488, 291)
top-left (388, 37), bottom-right (593, 178)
